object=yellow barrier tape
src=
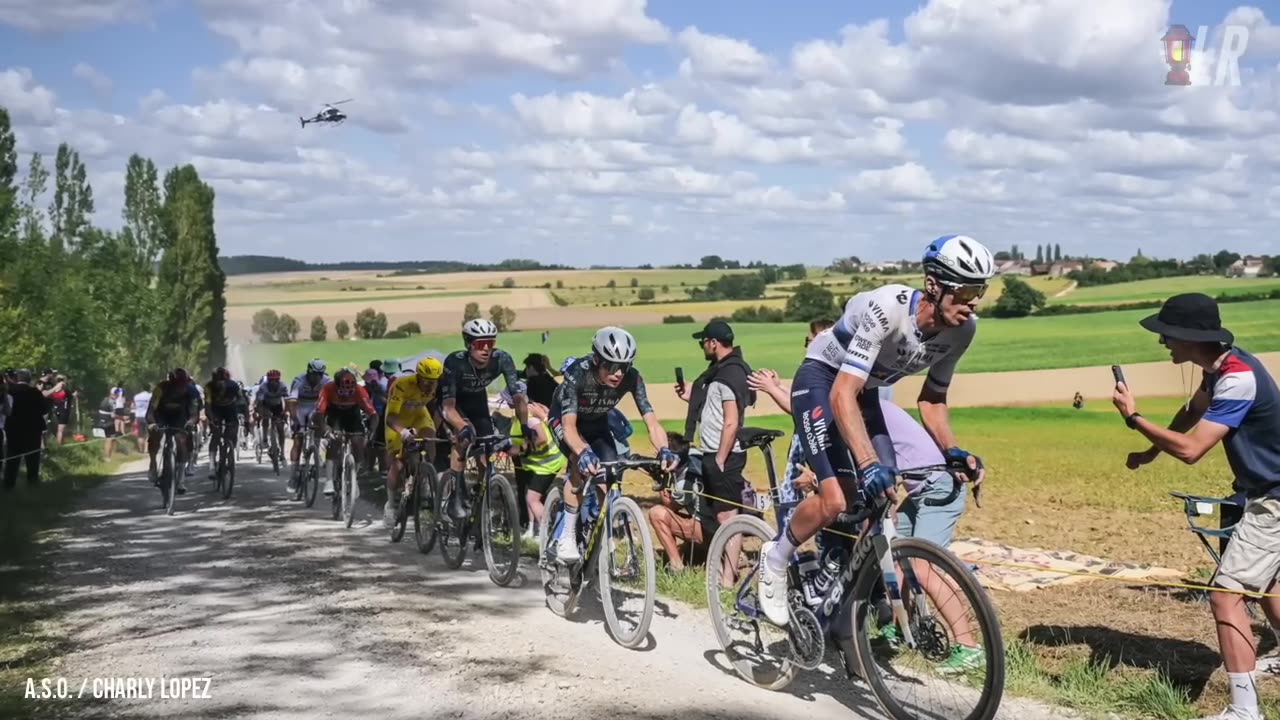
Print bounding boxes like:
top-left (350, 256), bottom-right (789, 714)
top-left (681, 486), bottom-right (1280, 601)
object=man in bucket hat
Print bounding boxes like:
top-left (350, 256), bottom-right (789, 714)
top-left (1115, 292), bottom-right (1280, 720)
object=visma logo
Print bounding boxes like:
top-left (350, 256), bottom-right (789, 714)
top-left (802, 407), bottom-right (829, 453)
top-left (1161, 24), bottom-right (1250, 87)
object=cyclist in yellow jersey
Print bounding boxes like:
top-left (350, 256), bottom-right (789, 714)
top-left (383, 356), bottom-right (444, 528)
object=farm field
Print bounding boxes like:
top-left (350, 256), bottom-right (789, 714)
top-left (239, 298), bottom-right (1280, 383)
top-left (1049, 275), bottom-right (1280, 305)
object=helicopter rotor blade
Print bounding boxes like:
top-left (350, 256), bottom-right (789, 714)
top-left (326, 99), bottom-right (354, 106)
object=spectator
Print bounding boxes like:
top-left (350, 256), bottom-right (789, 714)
top-left (96, 394), bottom-right (119, 460)
top-left (661, 320), bottom-right (754, 569)
top-left (1073, 391), bottom-right (1084, 410)
top-left (645, 431), bottom-right (713, 570)
top-left (41, 370), bottom-right (74, 445)
top-left (4, 369), bottom-right (48, 489)
top-left (0, 377), bottom-right (10, 476)
top-left (1115, 293), bottom-right (1280, 720)
top-left (521, 353), bottom-right (559, 407)
top-left (111, 382), bottom-right (130, 437)
top-left (132, 385), bottom-right (152, 451)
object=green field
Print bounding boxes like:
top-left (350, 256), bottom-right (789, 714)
top-left (240, 298), bottom-right (1280, 382)
top-left (227, 289), bottom-right (501, 307)
top-left (1051, 275), bottom-right (1280, 305)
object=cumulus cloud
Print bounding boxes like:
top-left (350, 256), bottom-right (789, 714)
top-left (0, 0), bottom-right (154, 32)
top-left (2, 0), bottom-right (1280, 264)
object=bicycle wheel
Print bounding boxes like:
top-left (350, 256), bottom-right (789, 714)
top-left (851, 537), bottom-right (1005, 720)
top-left (165, 440), bottom-right (178, 516)
top-left (704, 514), bottom-right (796, 690)
top-left (343, 451), bottom-right (357, 528)
top-left (391, 457), bottom-right (413, 543)
top-left (414, 463), bottom-right (440, 554)
top-left (221, 440), bottom-right (235, 499)
top-left (538, 486), bottom-right (574, 617)
top-left (330, 454), bottom-right (342, 521)
top-left (436, 470), bottom-right (468, 569)
top-left (481, 473), bottom-right (521, 587)
top-left (597, 495), bottom-right (655, 649)
top-left (303, 449), bottom-right (319, 508)
top-left (158, 438), bottom-right (173, 509)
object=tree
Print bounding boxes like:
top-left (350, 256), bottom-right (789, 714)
top-left (758, 265), bottom-right (779, 284)
top-left (252, 309), bottom-right (280, 343)
top-left (555, 279), bottom-right (564, 289)
top-left (606, 279), bottom-right (617, 289)
top-left (785, 282), bottom-right (836, 322)
top-left (354, 307), bottom-right (387, 339)
top-left (660, 284), bottom-right (669, 293)
top-left (629, 277), bottom-right (639, 287)
top-left (121, 154), bottom-right (165, 267)
top-left (463, 302), bottom-right (481, 322)
top-left (637, 287), bottom-right (656, 301)
top-left (1010, 244), bottom-right (1020, 260)
top-left (0, 108), bottom-right (17, 246)
top-left (1053, 244), bottom-right (1062, 262)
top-left (275, 313), bottom-right (300, 343)
top-left (699, 255), bottom-right (724, 269)
top-left (489, 304), bottom-right (517, 332)
top-left (990, 276), bottom-right (1047, 318)
top-left (396, 321), bottom-right (422, 335)
top-left (310, 316), bottom-right (327, 342)
top-left (1213, 249), bottom-right (1241, 271)
top-left (49, 143), bottom-right (94, 251)
top-left (335, 319), bottom-right (350, 340)
top-left (1035, 245), bottom-right (1044, 264)
top-left (501, 277), bottom-right (516, 288)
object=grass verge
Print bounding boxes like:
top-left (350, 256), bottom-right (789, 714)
top-left (0, 438), bottom-right (138, 720)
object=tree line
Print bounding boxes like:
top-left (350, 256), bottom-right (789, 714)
top-left (218, 255), bottom-right (569, 276)
top-left (0, 106), bottom-right (226, 402)
top-left (250, 307), bottom-right (424, 343)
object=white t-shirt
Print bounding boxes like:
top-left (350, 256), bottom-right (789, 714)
top-left (695, 381), bottom-right (744, 455)
top-left (133, 390), bottom-right (152, 418)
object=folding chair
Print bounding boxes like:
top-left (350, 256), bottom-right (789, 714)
top-left (1169, 490), bottom-right (1245, 567)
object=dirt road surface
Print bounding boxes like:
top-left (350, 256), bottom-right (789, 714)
top-left (37, 458), bottom-right (1078, 720)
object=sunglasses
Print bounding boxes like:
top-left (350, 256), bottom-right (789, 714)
top-left (946, 283), bottom-right (988, 304)
top-left (470, 339), bottom-right (495, 351)
top-left (599, 360), bottom-right (631, 375)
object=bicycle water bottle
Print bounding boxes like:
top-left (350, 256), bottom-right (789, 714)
top-left (796, 550), bottom-right (822, 607)
top-left (582, 486), bottom-right (600, 525)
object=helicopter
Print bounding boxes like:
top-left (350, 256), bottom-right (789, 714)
top-left (300, 99), bottom-right (353, 128)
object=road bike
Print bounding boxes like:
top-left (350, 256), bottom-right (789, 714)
top-left (289, 423), bottom-right (321, 507)
top-left (704, 427), bottom-right (1005, 720)
top-left (263, 413), bottom-right (286, 476)
top-left (391, 436), bottom-right (449, 550)
top-left (253, 414), bottom-right (266, 465)
top-left (538, 457), bottom-right (664, 649)
top-left (211, 418), bottom-right (238, 500)
top-left (435, 434), bottom-right (521, 587)
top-left (153, 425), bottom-right (188, 515)
top-left (327, 429), bottom-right (364, 528)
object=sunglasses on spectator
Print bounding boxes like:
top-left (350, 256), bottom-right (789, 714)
top-left (470, 339), bottom-right (495, 351)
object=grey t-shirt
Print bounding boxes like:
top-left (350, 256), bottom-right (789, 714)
top-left (696, 381), bottom-right (744, 455)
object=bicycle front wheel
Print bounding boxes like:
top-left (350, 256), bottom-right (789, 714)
top-left (851, 537), bottom-right (1005, 720)
top-left (597, 495), bottom-right (655, 649)
top-left (303, 448), bottom-right (319, 507)
top-left (221, 442), bottom-right (235, 499)
top-left (704, 514), bottom-right (796, 690)
top-left (538, 486), bottom-right (574, 617)
top-left (436, 470), bottom-right (468, 569)
top-left (481, 473), bottom-right (521, 587)
top-left (413, 463), bottom-right (439, 555)
top-left (342, 452), bottom-right (357, 528)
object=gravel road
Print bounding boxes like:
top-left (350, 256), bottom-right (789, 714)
top-left (31, 453), bottom-right (1079, 720)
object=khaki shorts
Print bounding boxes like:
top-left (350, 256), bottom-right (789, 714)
top-left (1214, 497), bottom-right (1280, 592)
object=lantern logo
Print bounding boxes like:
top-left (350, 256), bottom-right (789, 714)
top-left (1160, 24), bottom-right (1250, 87)
top-left (1161, 25), bottom-right (1194, 85)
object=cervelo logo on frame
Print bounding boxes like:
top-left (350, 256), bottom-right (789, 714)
top-left (1161, 24), bottom-right (1250, 87)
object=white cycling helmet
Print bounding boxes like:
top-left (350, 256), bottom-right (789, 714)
top-left (922, 235), bottom-right (995, 285)
top-left (462, 318), bottom-right (498, 341)
top-left (307, 359), bottom-right (326, 374)
top-left (592, 326), bottom-right (637, 364)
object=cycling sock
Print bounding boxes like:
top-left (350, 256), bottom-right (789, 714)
top-left (1228, 671), bottom-right (1258, 711)
top-left (562, 505), bottom-right (579, 536)
top-left (765, 526), bottom-right (799, 574)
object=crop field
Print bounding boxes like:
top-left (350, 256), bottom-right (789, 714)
top-left (1050, 275), bottom-right (1280, 305)
top-left (239, 298), bottom-right (1280, 383)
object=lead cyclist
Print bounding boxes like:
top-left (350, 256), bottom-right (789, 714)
top-left (757, 235), bottom-right (994, 645)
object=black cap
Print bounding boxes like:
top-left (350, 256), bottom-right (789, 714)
top-left (1139, 293), bottom-right (1234, 345)
top-left (693, 320), bottom-right (734, 344)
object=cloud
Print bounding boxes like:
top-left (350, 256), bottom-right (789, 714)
top-left (0, 68), bottom-right (58, 124)
top-left (72, 63), bottom-right (113, 101)
top-left (0, 0), bottom-right (154, 32)
top-left (848, 162), bottom-right (945, 201)
top-left (677, 26), bottom-right (771, 82)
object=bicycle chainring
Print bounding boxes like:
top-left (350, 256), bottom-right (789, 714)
top-left (786, 603), bottom-right (825, 671)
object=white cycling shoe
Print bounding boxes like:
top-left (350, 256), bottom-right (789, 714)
top-left (555, 533), bottom-right (581, 564)
top-left (757, 541), bottom-right (790, 627)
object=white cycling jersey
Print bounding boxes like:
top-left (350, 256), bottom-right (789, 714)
top-left (288, 373), bottom-right (330, 404)
top-left (803, 284), bottom-right (976, 392)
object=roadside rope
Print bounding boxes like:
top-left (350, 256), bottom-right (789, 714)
top-left (677, 485), bottom-right (1280, 601)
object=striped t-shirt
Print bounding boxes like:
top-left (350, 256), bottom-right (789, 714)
top-left (1202, 348), bottom-right (1280, 498)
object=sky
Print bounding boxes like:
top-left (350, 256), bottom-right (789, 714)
top-left (2, 0), bottom-right (1280, 267)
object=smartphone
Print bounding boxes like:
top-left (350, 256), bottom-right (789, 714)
top-left (1111, 365), bottom-right (1126, 386)
top-left (675, 367), bottom-right (685, 391)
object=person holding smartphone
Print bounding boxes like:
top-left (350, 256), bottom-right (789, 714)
top-left (1115, 293), bottom-right (1280, 720)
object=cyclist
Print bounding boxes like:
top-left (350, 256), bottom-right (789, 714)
top-left (145, 368), bottom-right (201, 493)
top-left (255, 369), bottom-right (290, 458)
top-left (314, 367), bottom-right (377, 488)
top-left (757, 234), bottom-right (993, 630)
top-left (382, 357), bottom-right (444, 528)
top-left (439, 319), bottom-right (530, 520)
top-left (236, 377), bottom-right (253, 448)
top-left (204, 367), bottom-right (242, 479)
top-left (547, 326), bottom-right (678, 563)
top-left (288, 360), bottom-right (331, 491)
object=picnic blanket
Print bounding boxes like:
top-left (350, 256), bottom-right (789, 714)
top-left (950, 537), bottom-right (1185, 593)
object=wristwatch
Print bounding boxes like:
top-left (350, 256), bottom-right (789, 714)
top-left (1124, 412), bottom-right (1142, 430)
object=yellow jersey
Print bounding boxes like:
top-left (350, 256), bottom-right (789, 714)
top-left (385, 371), bottom-right (436, 430)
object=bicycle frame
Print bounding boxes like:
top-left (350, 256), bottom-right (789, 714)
top-left (557, 458), bottom-right (662, 574)
top-left (455, 435), bottom-right (508, 526)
